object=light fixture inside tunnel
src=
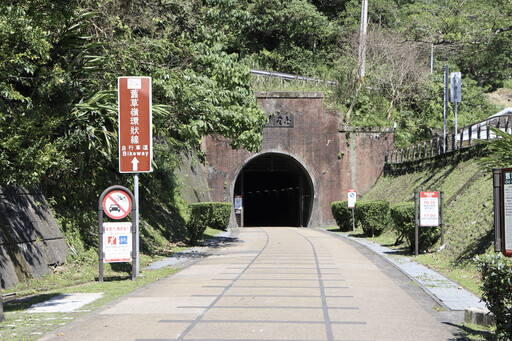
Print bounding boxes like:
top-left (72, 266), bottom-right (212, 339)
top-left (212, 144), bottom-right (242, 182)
top-left (233, 154), bottom-right (313, 227)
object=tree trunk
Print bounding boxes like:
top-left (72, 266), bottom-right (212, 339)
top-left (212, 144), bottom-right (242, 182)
top-left (386, 98), bottom-right (395, 120)
top-left (345, 81), bottom-right (363, 122)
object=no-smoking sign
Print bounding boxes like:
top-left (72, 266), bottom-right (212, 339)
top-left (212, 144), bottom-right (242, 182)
top-left (102, 190), bottom-right (132, 220)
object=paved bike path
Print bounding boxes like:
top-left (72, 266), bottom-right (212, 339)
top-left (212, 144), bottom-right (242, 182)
top-left (39, 228), bottom-right (464, 340)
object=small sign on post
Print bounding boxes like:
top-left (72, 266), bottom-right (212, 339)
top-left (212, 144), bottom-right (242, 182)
top-left (234, 195), bottom-right (243, 227)
top-left (450, 72), bottom-right (461, 149)
top-left (98, 186), bottom-right (137, 282)
top-left (415, 191), bottom-right (444, 256)
top-left (450, 72), bottom-right (462, 103)
top-left (348, 189), bottom-right (357, 231)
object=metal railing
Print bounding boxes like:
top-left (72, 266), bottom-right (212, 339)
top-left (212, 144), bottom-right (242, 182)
top-left (387, 113), bottom-right (512, 164)
top-left (250, 69), bottom-right (337, 85)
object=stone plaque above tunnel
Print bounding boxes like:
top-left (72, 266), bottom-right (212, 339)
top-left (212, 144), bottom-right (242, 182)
top-left (267, 111), bottom-right (294, 127)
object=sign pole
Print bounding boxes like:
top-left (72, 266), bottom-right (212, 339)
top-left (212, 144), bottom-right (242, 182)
top-left (134, 174), bottom-right (140, 276)
top-left (443, 66), bottom-right (448, 153)
top-left (118, 76), bottom-right (153, 277)
top-left (347, 189), bottom-right (357, 232)
top-left (414, 191), bottom-right (419, 257)
top-left (493, 169), bottom-right (503, 252)
top-left (352, 208), bottom-right (356, 232)
top-left (440, 191), bottom-right (445, 246)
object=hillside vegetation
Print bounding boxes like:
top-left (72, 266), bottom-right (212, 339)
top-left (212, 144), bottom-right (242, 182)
top-left (0, 0), bottom-right (510, 261)
top-left (363, 147), bottom-right (494, 294)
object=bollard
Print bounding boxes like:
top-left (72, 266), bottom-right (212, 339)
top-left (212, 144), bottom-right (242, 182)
top-left (0, 274), bottom-right (5, 322)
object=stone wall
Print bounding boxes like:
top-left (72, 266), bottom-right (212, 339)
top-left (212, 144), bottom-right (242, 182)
top-left (0, 187), bottom-right (67, 289)
top-left (203, 91), bottom-right (394, 227)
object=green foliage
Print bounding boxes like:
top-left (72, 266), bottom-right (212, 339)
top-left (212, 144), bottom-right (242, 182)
top-left (186, 202), bottom-right (232, 244)
top-left (235, 0), bottom-right (339, 75)
top-left (475, 253), bottom-right (512, 340)
top-left (0, 0), bottom-right (268, 253)
top-left (478, 127), bottom-right (512, 170)
top-left (354, 200), bottom-right (390, 237)
top-left (331, 201), bottom-right (353, 232)
top-left (208, 202), bottom-right (233, 231)
top-left (399, 0), bottom-right (512, 89)
top-left (390, 202), bottom-right (440, 253)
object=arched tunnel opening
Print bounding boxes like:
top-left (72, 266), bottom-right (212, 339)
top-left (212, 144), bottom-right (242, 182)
top-left (234, 154), bottom-right (313, 227)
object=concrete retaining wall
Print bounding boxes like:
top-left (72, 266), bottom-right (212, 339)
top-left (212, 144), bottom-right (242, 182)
top-left (0, 187), bottom-right (67, 289)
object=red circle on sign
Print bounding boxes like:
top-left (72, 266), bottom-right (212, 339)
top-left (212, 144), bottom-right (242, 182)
top-left (102, 190), bottom-right (132, 220)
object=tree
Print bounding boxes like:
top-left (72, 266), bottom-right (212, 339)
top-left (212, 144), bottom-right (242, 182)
top-left (399, 0), bottom-right (512, 88)
top-left (364, 30), bottom-right (430, 119)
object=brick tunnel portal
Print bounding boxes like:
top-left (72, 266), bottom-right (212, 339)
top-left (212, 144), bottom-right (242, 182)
top-left (234, 154), bottom-right (313, 227)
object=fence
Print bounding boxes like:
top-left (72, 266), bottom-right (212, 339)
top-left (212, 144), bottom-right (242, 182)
top-left (250, 69), bottom-right (337, 86)
top-left (386, 114), bottom-right (512, 164)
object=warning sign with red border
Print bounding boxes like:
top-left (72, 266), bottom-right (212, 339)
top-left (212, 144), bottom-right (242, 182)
top-left (102, 189), bottom-right (132, 220)
top-left (118, 77), bottom-right (152, 173)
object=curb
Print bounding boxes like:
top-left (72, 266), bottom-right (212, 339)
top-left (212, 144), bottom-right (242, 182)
top-left (464, 307), bottom-right (495, 327)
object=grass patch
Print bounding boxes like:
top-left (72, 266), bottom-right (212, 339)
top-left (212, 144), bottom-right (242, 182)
top-left (457, 323), bottom-right (495, 340)
top-left (0, 228), bottom-right (226, 341)
top-left (0, 255), bottom-right (179, 341)
top-left (359, 149), bottom-right (493, 299)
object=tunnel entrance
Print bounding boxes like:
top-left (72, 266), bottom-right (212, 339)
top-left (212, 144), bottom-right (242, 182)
top-left (234, 154), bottom-right (313, 227)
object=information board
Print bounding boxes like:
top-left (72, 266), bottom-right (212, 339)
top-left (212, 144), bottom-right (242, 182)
top-left (103, 222), bottom-right (133, 263)
top-left (419, 191), bottom-right (439, 227)
top-left (502, 170), bottom-right (512, 255)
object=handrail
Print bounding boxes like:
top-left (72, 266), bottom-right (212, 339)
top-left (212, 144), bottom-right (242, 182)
top-left (386, 114), bottom-right (512, 164)
top-left (251, 69), bottom-right (337, 85)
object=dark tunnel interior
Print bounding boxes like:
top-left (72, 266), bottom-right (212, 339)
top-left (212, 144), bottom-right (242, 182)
top-left (234, 154), bottom-right (313, 227)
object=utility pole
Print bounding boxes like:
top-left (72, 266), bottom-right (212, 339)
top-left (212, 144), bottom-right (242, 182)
top-left (443, 65), bottom-right (449, 153)
top-left (358, 0), bottom-right (368, 80)
top-left (347, 0), bottom-right (368, 122)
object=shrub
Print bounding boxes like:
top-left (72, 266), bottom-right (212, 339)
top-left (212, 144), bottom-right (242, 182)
top-left (475, 253), bottom-right (512, 340)
top-left (186, 202), bottom-right (232, 244)
top-left (208, 202), bottom-right (232, 231)
top-left (354, 200), bottom-right (389, 237)
top-left (331, 201), bottom-right (353, 231)
top-left (389, 202), bottom-right (440, 253)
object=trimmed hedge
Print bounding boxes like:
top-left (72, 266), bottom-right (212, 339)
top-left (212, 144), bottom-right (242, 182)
top-left (331, 201), bottom-right (353, 231)
top-left (354, 200), bottom-right (389, 237)
top-left (390, 202), bottom-right (441, 253)
top-left (186, 202), bottom-right (232, 244)
top-left (475, 253), bottom-right (512, 339)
